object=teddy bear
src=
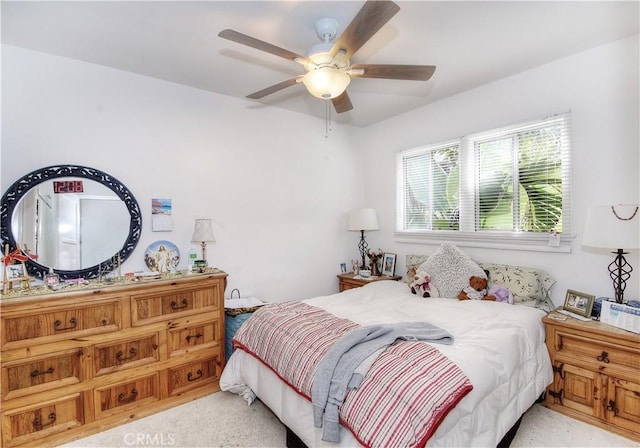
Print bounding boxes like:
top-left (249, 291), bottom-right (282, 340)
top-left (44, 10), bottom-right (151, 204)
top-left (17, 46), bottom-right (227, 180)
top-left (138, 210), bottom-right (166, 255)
top-left (409, 268), bottom-right (436, 298)
top-left (458, 276), bottom-right (491, 300)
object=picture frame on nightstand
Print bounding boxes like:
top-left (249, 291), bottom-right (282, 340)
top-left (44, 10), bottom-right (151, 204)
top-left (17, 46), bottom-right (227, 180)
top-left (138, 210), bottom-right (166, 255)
top-left (381, 253), bottom-right (397, 276)
top-left (563, 289), bottom-right (595, 318)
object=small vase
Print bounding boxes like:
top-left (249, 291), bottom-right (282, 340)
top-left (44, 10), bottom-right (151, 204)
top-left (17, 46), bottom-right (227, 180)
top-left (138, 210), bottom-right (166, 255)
top-left (371, 262), bottom-right (380, 277)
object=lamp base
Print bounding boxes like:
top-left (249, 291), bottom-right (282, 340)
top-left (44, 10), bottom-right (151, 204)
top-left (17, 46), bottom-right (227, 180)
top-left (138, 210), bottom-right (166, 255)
top-left (357, 230), bottom-right (369, 270)
top-left (609, 249), bottom-right (632, 303)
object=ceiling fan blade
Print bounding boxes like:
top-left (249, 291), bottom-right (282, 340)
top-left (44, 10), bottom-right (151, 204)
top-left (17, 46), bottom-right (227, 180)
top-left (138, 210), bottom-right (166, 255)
top-left (332, 91), bottom-right (353, 113)
top-left (330, 0), bottom-right (400, 59)
top-left (350, 64), bottom-right (436, 81)
top-left (219, 29), bottom-right (308, 65)
top-left (246, 77), bottom-right (302, 99)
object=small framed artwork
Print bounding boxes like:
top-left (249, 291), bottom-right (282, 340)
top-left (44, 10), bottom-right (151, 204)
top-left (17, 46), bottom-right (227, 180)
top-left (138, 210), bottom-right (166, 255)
top-left (563, 289), bottom-right (595, 318)
top-left (381, 253), bottom-right (397, 277)
top-left (340, 262), bottom-right (347, 273)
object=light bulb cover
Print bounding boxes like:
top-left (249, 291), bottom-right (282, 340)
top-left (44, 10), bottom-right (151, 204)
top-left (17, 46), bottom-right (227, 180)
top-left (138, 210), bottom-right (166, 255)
top-left (302, 67), bottom-right (350, 99)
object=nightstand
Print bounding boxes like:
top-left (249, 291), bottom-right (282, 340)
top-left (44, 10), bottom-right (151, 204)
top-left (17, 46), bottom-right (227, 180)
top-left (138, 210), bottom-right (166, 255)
top-left (542, 308), bottom-right (640, 442)
top-left (337, 272), bottom-right (403, 292)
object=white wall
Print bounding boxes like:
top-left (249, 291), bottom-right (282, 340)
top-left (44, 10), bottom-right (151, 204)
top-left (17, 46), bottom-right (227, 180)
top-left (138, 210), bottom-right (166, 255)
top-left (3, 36), bottom-right (639, 306)
top-left (1, 45), bottom-right (367, 301)
top-left (362, 35), bottom-right (640, 306)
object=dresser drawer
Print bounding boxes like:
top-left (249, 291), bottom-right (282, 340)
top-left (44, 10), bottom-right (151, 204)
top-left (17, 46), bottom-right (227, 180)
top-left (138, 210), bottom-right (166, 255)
top-left (168, 319), bottom-right (220, 357)
top-left (131, 282), bottom-right (221, 326)
top-left (1, 349), bottom-right (83, 401)
top-left (94, 333), bottom-right (160, 376)
top-left (94, 373), bottom-right (160, 419)
top-left (167, 357), bottom-right (221, 396)
top-left (1, 393), bottom-right (84, 447)
top-left (1, 300), bottom-right (122, 349)
top-left (553, 329), bottom-right (640, 371)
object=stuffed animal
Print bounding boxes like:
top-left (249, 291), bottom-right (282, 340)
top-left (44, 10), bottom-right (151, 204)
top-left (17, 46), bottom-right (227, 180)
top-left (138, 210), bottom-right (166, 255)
top-left (458, 276), bottom-right (490, 300)
top-left (486, 285), bottom-right (514, 304)
top-left (409, 269), bottom-right (436, 298)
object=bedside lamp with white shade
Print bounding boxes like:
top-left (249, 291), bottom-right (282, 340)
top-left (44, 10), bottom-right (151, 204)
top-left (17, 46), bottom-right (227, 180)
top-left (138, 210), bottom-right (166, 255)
top-left (191, 218), bottom-right (215, 268)
top-left (348, 208), bottom-right (379, 270)
top-left (582, 204), bottom-right (639, 303)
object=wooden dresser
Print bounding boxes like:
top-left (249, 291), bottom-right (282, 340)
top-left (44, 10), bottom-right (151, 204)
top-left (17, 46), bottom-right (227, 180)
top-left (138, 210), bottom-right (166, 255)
top-left (543, 310), bottom-right (640, 442)
top-left (0, 272), bottom-right (227, 447)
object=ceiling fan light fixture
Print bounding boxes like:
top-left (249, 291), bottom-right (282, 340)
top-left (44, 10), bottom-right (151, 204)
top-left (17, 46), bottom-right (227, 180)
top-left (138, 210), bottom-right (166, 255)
top-left (302, 67), bottom-right (350, 99)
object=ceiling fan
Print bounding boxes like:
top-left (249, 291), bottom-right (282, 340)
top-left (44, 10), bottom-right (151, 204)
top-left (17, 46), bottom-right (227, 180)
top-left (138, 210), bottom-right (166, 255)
top-left (218, 0), bottom-right (435, 113)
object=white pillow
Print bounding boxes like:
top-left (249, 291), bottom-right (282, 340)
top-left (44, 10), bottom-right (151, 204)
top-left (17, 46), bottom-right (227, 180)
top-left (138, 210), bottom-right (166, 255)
top-left (419, 242), bottom-right (486, 299)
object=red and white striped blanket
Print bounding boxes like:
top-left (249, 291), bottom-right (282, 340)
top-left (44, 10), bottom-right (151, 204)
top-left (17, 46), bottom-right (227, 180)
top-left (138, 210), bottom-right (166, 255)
top-left (232, 301), bottom-right (473, 448)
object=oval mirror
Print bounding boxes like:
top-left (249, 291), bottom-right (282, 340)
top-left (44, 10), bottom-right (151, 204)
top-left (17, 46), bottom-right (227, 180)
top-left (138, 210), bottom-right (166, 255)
top-left (1, 165), bottom-right (142, 280)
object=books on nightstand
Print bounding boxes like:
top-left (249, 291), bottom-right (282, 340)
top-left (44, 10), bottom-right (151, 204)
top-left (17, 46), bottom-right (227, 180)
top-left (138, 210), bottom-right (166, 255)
top-left (600, 300), bottom-right (640, 334)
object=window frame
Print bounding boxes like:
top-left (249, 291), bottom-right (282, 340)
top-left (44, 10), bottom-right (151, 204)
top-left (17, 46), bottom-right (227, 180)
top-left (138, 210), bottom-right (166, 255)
top-left (395, 113), bottom-right (573, 252)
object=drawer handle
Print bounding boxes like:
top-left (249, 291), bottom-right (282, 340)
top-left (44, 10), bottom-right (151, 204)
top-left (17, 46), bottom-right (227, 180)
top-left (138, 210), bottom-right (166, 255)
top-left (116, 347), bottom-right (138, 362)
top-left (30, 367), bottom-right (55, 378)
top-left (185, 333), bottom-right (203, 343)
top-left (33, 412), bottom-right (56, 431)
top-left (606, 399), bottom-right (619, 415)
top-left (187, 369), bottom-right (203, 382)
top-left (54, 317), bottom-right (77, 331)
top-left (171, 299), bottom-right (189, 310)
top-left (596, 351), bottom-right (610, 363)
top-left (118, 388), bottom-right (138, 404)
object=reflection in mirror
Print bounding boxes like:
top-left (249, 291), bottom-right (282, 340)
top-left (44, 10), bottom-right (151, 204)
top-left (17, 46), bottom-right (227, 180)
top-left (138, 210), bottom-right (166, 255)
top-left (11, 179), bottom-right (130, 270)
top-left (1, 165), bottom-right (142, 280)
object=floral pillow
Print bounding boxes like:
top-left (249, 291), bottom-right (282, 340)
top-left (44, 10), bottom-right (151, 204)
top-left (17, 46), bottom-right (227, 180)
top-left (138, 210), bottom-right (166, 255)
top-left (419, 242), bottom-right (486, 299)
top-left (478, 262), bottom-right (555, 306)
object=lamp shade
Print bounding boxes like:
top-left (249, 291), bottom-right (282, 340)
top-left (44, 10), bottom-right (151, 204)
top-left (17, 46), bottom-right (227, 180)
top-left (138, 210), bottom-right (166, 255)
top-left (582, 205), bottom-right (639, 250)
top-left (348, 208), bottom-right (379, 231)
top-left (191, 219), bottom-right (215, 243)
top-left (302, 67), bottom-right (351, 99)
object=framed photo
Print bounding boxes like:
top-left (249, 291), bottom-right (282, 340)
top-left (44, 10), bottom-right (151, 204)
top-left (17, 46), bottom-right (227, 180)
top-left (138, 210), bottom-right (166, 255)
top-left (563, 289), bottom-right (595, 318)
top-left (6, 264), bottom-right (25, 280)
top-left (381, 253), bottom-right (397, 277)
top-left (340, 262), bottom-right (347, 273)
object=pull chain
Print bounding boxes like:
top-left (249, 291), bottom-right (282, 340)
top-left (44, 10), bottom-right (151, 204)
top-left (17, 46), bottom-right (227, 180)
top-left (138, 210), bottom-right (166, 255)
top-left (325, 100), bottom-right (332, 138)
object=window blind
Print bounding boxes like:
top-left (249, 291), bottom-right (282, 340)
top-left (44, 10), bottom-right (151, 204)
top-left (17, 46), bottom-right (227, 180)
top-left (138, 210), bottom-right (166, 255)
top-left (397, 112), bottom-right (573, 250)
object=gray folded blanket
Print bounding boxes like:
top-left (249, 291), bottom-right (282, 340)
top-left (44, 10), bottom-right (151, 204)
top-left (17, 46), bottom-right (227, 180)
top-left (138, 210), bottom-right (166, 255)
top-left (312, 321), bottom-right (454, 443)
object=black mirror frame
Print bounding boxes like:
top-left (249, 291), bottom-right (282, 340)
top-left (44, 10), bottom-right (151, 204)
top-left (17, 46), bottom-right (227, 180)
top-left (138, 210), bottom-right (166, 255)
top-left (1, 165), bottom-right (142, 280)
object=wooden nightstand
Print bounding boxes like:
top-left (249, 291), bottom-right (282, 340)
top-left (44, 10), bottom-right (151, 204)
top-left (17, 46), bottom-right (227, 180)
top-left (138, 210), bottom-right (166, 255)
top-left (337, 272), bottom-right (403, 292)
top-left (543, 309), bottom-right (640, 442)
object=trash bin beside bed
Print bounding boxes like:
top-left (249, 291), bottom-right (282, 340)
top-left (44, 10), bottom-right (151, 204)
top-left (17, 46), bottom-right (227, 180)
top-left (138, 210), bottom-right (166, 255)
top-left (224, 289), bottom-right (266, 361)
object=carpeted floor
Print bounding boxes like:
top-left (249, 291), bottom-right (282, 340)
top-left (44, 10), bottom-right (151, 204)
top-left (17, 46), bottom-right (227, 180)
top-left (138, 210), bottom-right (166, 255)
top-left (64, 391), bottom-right (636, 448)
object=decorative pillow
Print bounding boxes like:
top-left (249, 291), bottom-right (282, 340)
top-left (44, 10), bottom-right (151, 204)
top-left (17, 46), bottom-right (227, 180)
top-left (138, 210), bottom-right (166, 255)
top-left (419, 242), bottom-right (486, 299)
top-left (405, 254), bottom-right (430, 282)
top-left (479, 262), bottom-right (556, 306)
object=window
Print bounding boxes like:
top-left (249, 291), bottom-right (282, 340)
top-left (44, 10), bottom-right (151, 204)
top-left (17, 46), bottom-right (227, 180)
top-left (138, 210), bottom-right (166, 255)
top-left (397, 113), bottom-right (572, 250)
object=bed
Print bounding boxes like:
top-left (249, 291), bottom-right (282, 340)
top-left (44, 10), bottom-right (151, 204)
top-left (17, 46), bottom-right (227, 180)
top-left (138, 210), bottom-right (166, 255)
top-left (221, 244), bottom-right (555, 447)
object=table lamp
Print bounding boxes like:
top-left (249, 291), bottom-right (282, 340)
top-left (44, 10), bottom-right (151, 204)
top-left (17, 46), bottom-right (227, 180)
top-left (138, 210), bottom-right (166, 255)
top-left (348, 208), bottom-right (379, 269)
top-left (191, 219), bottom-right (215, 267)
top-left (582, 204), bottom-right (639, 303)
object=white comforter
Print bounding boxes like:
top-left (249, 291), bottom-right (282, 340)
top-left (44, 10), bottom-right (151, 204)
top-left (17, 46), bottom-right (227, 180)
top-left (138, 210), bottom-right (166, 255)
top-left (221, 280), bottom-right (553, 447)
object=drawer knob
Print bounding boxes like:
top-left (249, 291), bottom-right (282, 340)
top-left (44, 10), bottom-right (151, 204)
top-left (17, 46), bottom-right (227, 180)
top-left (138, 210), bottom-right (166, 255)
top-left (187, 369), bottom-right (203, 382)
top-left (185, 333), bottom-right (203, 343)
top-left (33, 412), bottom-right (56, 431)
top-left (171, 299), bottom-right (189, 310)
top-left (30, 367), bottom-right (55, 378)
top-left (54, 317), bottom-right (77, 331)
top-left (596, 351), bottom-right (610, 363)
top-left (118, 388), bottom-right (139, 404)
top-left (116, 347), bottom-right (138, 362)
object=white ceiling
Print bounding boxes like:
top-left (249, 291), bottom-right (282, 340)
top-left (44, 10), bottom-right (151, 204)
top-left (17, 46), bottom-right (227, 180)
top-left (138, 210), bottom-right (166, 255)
top-left (2, 1), bottom-right (638, 127)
